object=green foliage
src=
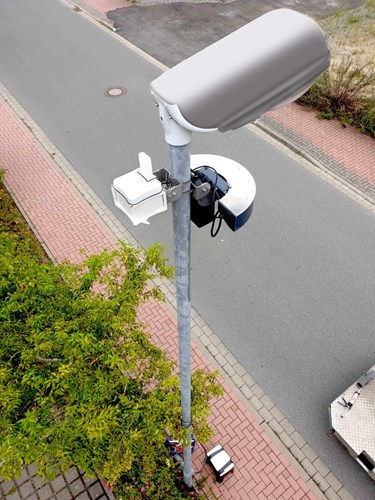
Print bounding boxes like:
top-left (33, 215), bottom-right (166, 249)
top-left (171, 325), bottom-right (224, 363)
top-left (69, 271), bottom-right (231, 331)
top-left (298, 58), bottom-right (375, 137)
top-left (0, 178), bottom-right (223, 490)
top-left (115, 454), bottom-right (203, 499)
top-left (347, 16), bottom-right (359, 24)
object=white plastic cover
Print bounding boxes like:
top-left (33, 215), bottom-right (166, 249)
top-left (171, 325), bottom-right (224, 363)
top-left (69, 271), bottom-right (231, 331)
top-left (150, 9), bottom-right (330, 132)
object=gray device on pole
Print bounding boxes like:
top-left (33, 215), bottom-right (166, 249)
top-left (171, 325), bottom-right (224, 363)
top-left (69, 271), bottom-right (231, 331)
top-left (150, 9), bottom-right (330, 133)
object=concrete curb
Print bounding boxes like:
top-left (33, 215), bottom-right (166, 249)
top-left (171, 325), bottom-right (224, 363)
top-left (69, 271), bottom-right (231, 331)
top-left (256, 119), bottom-right (375, 210)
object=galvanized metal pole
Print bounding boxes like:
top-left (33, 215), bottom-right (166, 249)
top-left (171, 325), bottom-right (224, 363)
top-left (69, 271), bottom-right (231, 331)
top-left (168, 142), bottom-right (193, 489)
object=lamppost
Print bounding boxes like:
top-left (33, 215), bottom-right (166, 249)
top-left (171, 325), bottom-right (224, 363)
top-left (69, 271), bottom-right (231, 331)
top-left (113, 8), bottom-right (330, 489)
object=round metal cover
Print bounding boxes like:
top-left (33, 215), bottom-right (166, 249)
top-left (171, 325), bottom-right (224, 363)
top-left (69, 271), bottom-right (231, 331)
top-left (106, 87), bottom-right (126, 97)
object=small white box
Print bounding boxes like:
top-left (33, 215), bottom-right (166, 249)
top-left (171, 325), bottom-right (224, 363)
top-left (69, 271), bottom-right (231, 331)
top-left (206, 444), bottom-right (234, 482)
top-left (112, 169), bottom-right (167, 226)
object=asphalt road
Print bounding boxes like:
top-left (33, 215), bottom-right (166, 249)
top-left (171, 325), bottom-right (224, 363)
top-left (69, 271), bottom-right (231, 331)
top-left (108, 0), bottom-right (364, 66)
top-left (1, 1), bottom-right (375, 498)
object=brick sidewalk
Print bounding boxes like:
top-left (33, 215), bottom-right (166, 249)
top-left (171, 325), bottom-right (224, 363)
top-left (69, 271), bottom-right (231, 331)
top-left (259, 104), bottom-right (375, 205)
top-left (0, 86), bottom-right (325, 498)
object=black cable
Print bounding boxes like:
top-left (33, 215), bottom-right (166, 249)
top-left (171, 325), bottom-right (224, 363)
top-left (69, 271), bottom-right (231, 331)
top-left (211, 212), bottom-right (223, 238)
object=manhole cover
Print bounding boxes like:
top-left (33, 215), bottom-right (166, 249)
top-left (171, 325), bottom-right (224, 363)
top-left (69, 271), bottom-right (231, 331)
top-left (106, 87), bottom-right (126, 97)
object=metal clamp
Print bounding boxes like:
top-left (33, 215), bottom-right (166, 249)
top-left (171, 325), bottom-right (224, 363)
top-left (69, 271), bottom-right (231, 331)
top-left (154, 168), bottom-right (183, 203)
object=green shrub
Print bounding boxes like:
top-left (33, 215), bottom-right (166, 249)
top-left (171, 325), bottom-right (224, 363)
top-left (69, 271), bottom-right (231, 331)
top-left (0, 176), bottom-right (222, 493)
top-left (298, 58), bottom-right (375, 137)
top-left (115, 449), bottom-right (203, 499)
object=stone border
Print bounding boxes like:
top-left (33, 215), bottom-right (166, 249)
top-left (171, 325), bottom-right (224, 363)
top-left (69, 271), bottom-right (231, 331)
top-left (257, 116), bottom-right (375, 209)
top-left (0, 79), bottom-right (355, 499)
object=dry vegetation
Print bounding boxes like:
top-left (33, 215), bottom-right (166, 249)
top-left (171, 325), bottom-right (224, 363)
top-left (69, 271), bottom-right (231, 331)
top-left (298, 1), bottom-right (375, 137)
top-left (320, 1), bottom-right (375, 69)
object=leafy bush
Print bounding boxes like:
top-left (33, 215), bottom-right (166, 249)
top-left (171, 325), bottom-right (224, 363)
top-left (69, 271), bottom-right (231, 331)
top-left (0, 176), bottom-right (222, 493)
top-left (298, 58), bottom-right (375, 137)
top-left (115, 454), bottom-right (203, 499)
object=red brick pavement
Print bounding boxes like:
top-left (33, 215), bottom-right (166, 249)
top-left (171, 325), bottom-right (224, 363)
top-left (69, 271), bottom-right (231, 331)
top-left (0, 101), bottom-right (115, 264)
top-left (0, 97), bottom-right (317, 498)
top-left (267, 104), bottom-right (375, 187)
top-left (77, 0), bottom-right (129, 15)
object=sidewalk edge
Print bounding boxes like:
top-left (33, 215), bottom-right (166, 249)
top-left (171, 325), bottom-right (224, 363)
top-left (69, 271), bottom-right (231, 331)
top-left (256, 120), bottom-right (375, 210)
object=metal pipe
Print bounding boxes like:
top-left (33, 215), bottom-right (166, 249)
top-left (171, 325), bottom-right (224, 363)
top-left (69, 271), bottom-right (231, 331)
top-left (168, 143), bottom-right (193, 488)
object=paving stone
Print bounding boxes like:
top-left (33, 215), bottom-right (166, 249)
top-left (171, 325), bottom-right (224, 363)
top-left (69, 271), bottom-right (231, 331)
top-left (252, 384), bottom-right (265, 399)
top-left (240, 383), bottom-right (254, 400)
top-left (6, 491), bottom-right (21, 500)
top-left (250, 395), bottom-right (263, 411)
top-left (64, 467), bottom-right (80, 483)
top-left (242, 372), bottom-right (256, 388)
top-left (56, 487), bottom-right (74, 500)
top-left (27, 464), bottom-right (38, 477)
top-left (210, 334), bottom-right (222, 347)
top-left (233, 362), bottom-right (247, 377)
top-left (280, 418), bottom-right (295, 436)
top-left (326, 471), bottom-right (344, 493)
top-left (51, 474), bottom-right (67, 493)
top-left (266, 419), bottom-right (282, 436)
top-left (313, 457), bottom-right (331, 478)
top-left (15, 468), bottom-right (30, 486)
top-left (75, 492), bottom-right (91, 499)
top-left (313, 471), bottom-right (330, 493)
top-left (222, 362), bottom-right (236, 377)
top-left (279, 430), bottom-right (294, 449)
top-left (301, 458), bottom-right (318, 478)
top-left (290, 444), bottom-right (305, 463)
top-left (207, 343), bottom-right (219, 357)
top-left (38, 484), bottom-right (54, 500)
top-left (301, 443), bottom-right (318, 463)
top-left (88, 480), bottom-right (107, 498)
top-left (290, 430), bottom-right (306, 449)
top-left (214, 352), bottom-right (226, 367)
top-left (19, 481), bottom-right (35, 498)
top-left (199, 334), bottom-right (211, 347)
top-left (81, 474), bottom-right (97, 486)
top-left (1, 479), bottom-right (18, 496)
top-left (191, 324), bottom-right (203, 338)
top-left (31, 475), bottom-right (45, 489)
top-left (194, 315), bottom-right (206, 328)
top-left (260, 394), bottom-right (274, 411)
top-left (232, 373), bottom-right (245, 388)
top-left (258, 406), bottom-right (273, 423)
top-left (270, 405), bottom-right (285, 423)
top-left (325, 487), bottom-right (341, 500)
top-left (225, 351), bottom-right (239, 366)
top-left (69, 478), bottom-right (86, 496)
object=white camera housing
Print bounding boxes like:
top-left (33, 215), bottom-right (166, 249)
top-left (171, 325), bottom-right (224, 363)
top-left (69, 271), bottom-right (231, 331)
top-left (150, 9), bottom-right (330, 135)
